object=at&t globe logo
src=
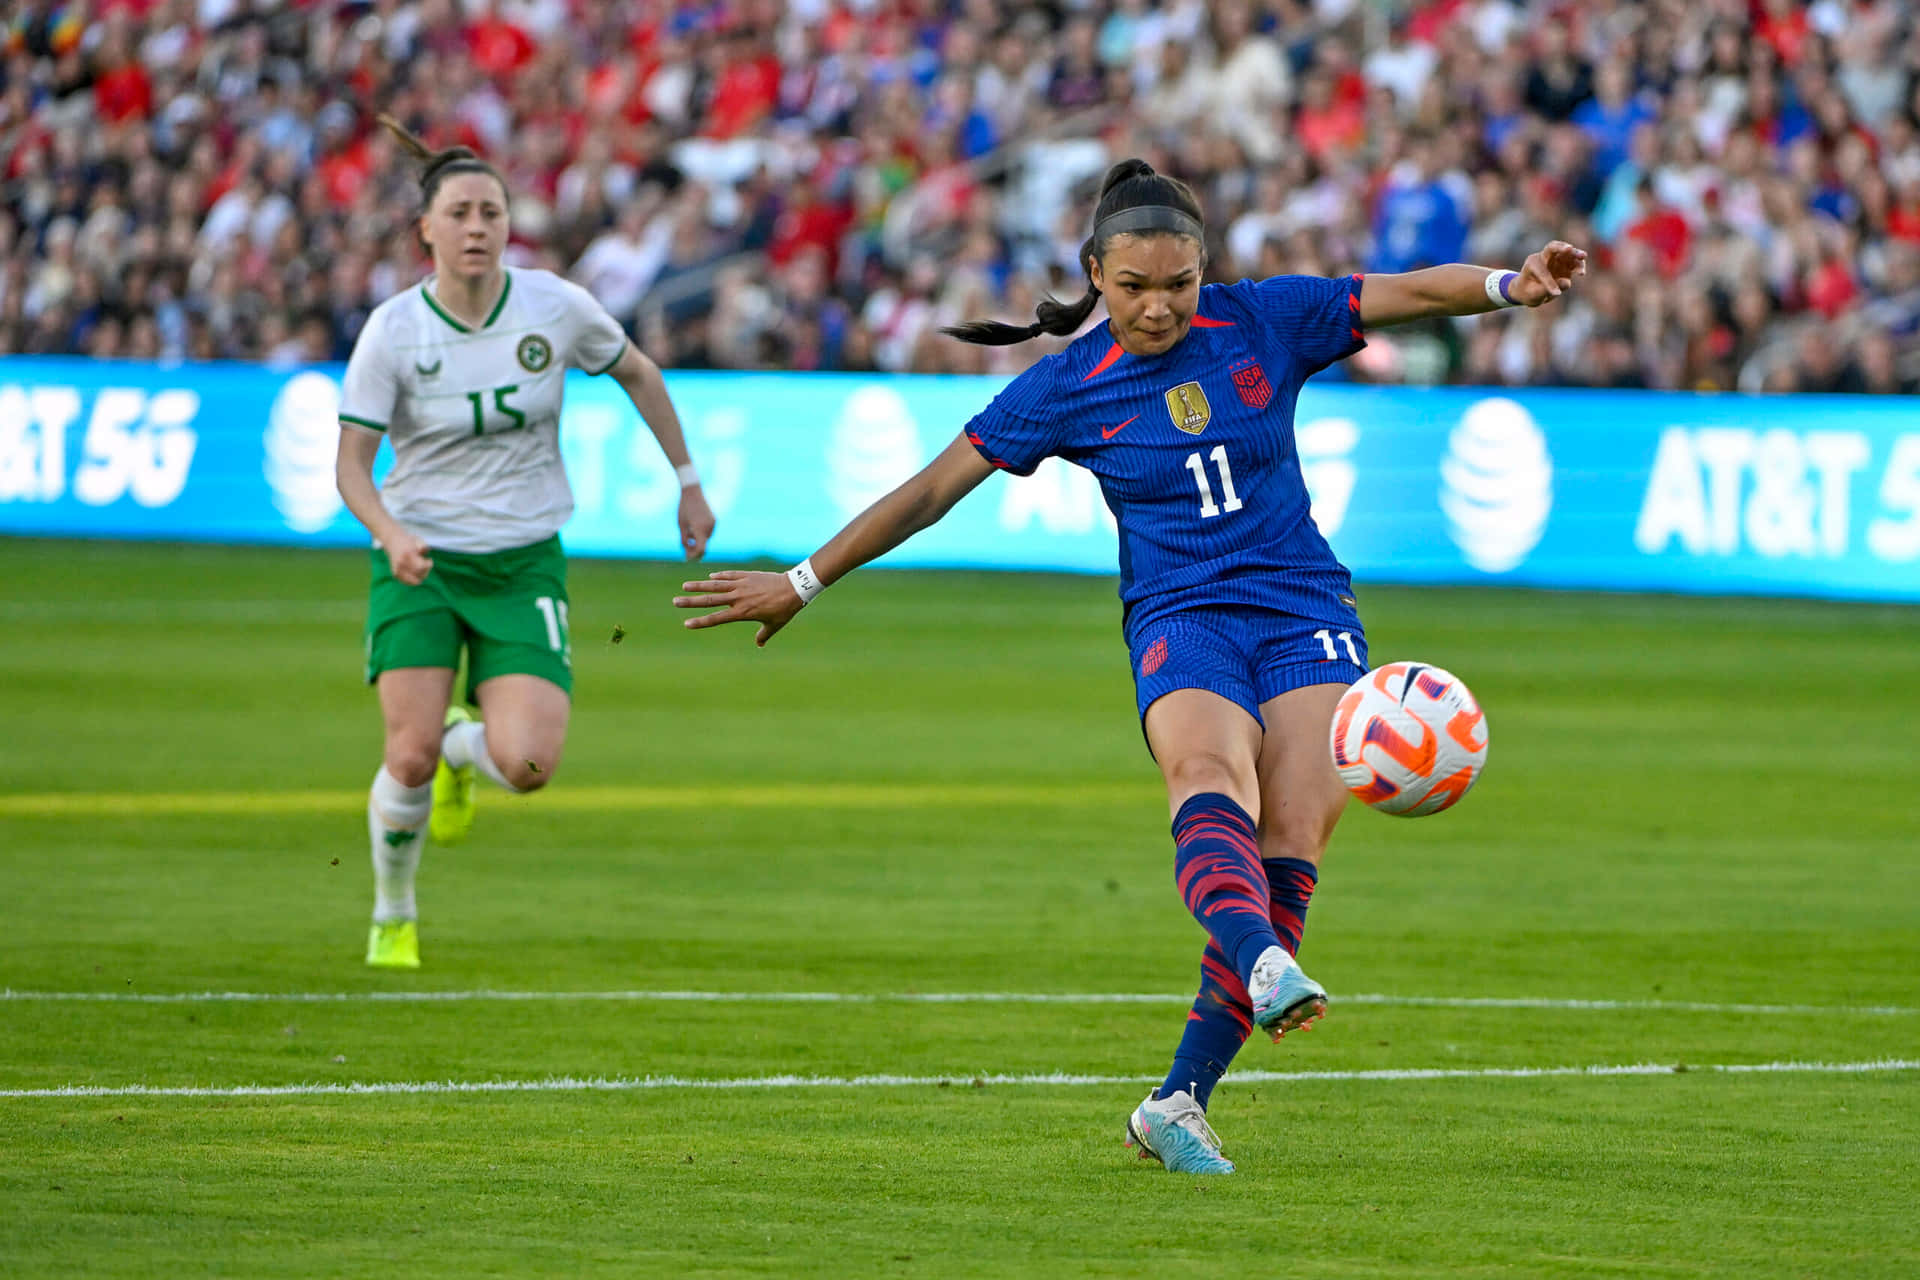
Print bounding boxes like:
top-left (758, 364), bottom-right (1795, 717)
top-left (264, 372), bottom-right (346, 533)
top-left (827, 385), bottom-right (922, 519)
top-left (1439, 397), bottom-right (1553, 573)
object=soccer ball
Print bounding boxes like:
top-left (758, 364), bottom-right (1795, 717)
top-left (1329, 662), bottom-right (1489, 816)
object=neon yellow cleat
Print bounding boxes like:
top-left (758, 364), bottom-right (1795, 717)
top-left (365, 919), bottom-right (420, 969)
top-left (430, 703), bottom-right (477, 845)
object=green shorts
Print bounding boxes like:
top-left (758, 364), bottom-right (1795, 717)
top-left (365, 534), bottom-right (572, 704)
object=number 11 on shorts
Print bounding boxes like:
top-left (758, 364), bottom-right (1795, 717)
top-left (534, 596), bottom-right (571, 661)
top-left (1314, 628), bottom-right (1360, 663)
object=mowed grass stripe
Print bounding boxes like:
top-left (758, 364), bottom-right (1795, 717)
top-left (0, 780), bottom-right (1154, 818)
top-left (3, 988), bottom-right (1913, 1017)
top-left (6, 1058), bottom-right (1917, 1100)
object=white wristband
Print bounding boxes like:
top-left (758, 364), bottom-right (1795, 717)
top-left (1484, 270), bottom-right (1520, 308)
top-left (675, 462), bottom-right (700, 489)
top-left (786, 558), bottom-right (824, 605)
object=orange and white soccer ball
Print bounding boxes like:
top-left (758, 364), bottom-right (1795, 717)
top-left (1329, 662), bottom-right (1489, 816)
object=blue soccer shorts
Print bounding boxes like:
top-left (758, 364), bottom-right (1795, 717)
top-left (1127, 602), bottom-right (1369, 729)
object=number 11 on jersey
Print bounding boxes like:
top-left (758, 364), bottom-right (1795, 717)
top-left (534, 595), bottom-right (571, 663)
top-left (1315, 629), bottom-right (1361, 663)
top-left (1185, 445), bottom-right (1242, 518)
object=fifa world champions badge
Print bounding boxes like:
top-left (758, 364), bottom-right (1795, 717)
top-left (1164, 381), bottom-right (1211, 434)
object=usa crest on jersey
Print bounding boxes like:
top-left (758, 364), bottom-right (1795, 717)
top-left (1229, 357), bottom-right (1272, 409)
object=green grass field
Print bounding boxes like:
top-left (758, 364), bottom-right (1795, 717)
top-left (1, 538), bottom-right (1916, 1278)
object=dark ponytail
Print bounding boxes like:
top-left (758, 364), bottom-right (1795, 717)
top-left (942, 158), bottom-right (1205, 347)
top-left (377, 113), bottom-right (507, 209)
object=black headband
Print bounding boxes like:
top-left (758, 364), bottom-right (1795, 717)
top-left (426, 156), bottom-right (496, 181)
top-left (1093, 205), bottom-right (1204, 244)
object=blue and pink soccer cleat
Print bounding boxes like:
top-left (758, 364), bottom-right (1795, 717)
top-left (1125, 1088), bottom-right (1235, 1174)
top-left (1248, 944), bottom-right (1328, 1040)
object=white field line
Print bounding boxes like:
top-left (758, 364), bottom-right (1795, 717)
top-left (0, 780), bottom-right (1154, 817)
top-left (0, 600), bottom-right (365, 624)
top-left (2, 988), bottom-right (1914, 1017)
top-left (4, 1059), bottom-right (1917, 1100)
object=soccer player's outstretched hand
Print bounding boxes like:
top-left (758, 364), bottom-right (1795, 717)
top-left (675, 571), bottom-right (805, 647)
top-left (1511, 241), bottom-right (1588, 307)
top-left (678, 488), bottom-right (715, 561)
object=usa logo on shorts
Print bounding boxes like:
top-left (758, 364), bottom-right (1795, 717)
top-left (1230, 358), bottom-right (1272, 410)
top-left (1140, 636), bottom-right (1168, 676)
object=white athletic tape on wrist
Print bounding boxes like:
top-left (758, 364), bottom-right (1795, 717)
top-left (787, 559), bottom-right (824, 605)
top-left (675, 462), bottom-right (701, 489)
top-left (1484, 270), bottom-right (1520, 308)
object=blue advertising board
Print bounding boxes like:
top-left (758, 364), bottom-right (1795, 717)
top-left (1, 355), bottom-right (1916, 602)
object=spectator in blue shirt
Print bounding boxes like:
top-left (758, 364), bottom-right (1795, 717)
top-left (1573, 60), bottom-right (1659, 176)
top-left (1369, 132), bottom-right (1469, 274)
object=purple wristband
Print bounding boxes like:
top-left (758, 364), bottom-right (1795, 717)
top-left (1498, 271), bottom-right (1518, 304)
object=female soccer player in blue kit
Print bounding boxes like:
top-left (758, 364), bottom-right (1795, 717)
top-left (676, 160), bottom-right (1586, 1174)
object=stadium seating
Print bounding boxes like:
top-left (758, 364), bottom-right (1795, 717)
top-left (3, 0), bottom-right (1917, 393)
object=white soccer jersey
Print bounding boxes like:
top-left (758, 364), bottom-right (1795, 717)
top-left (339, 267), bottom-right (629, 553)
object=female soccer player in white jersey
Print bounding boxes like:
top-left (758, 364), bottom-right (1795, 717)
top-left (676, 159), bottom-right (1584, 1172)
top-left (336, 116), bottom-right (716, 970)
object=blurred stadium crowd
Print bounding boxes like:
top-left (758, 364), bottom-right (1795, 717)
top-left (4, 0), bottom-right (1920, 392)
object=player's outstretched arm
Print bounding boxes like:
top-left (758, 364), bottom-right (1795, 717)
top-left (1358, 240), bottom-right (1588, 329)
top-left (674, 432), bottom-right (995, 647)
top-left (607, 343), bottom-right (716, 561)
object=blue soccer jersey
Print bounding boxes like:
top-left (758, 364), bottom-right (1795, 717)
top-left (964, 274), bottom-right (1367, 642)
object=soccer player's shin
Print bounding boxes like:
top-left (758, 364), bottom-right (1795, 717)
top-left (1264, 856), bottom-right (1318, 955)
top-left (1243, 853), bottom-right (1330, 1038)
top-left (1160, 938), bottom-right (1253, 1109)
top-left (368, 765), bottom-right (430, 922)
top-left (1172, 793), bottom-right (1281, 985)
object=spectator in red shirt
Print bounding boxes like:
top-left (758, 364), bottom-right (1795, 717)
top-left (1295, 70), bottom-right (1366, 161)
top-left (1755, 0), bottom-right (1811, 68)
top-left (1803, 240), bottom-right (1860, 320)
top-left (1624, 177), bottom-right (1691, 278)
top-left (91, 25), bottom-right (151, 123)
top-left (1888, 175), bottom-right (1920, 244)
top-left (768, 175), bottom-right (852, 279)
top-left (704, 30), bottom-right (780, 140)
top-left (314, 106), bottom-right (375, 208)
top-left (466, 0), bottom-right (535, 81)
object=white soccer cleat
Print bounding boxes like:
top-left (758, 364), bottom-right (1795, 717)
top-left (1125, 1088), bottom-right (1235, 1174)
top-left (1248, 944), bottom-right (1328, 1041)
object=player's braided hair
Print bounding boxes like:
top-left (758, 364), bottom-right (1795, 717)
top-left (377, 113), bottom-right (508, 209)
top-left (943, 158), bottom-right (1206, 346)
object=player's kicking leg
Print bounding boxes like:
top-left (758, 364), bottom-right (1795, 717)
top-left (1247, 946), bottom-right (1327, 1039)
top-left (1245, 682), bottom-right (1350, 1039)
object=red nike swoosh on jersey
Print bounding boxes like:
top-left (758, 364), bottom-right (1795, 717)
top-left (1102, 414), bottom-right (1141, 440)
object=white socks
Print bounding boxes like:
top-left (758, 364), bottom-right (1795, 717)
top-left (367, 718), bottom-right (528, 922)
top-left (368, 765), bottom-right (431, 923)
top-left (441, 717), bottom-right (525, 794)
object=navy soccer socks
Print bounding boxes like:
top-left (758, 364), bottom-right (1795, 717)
top-left (1160, 938), bottom-right (1251, 1108)
top-left (1171, 793), bottom-right (1280, 983)
top-left (1264, 855), bottom-right (1318, 956)
top-left (1160, 797), bottom-right (1324, 1109)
